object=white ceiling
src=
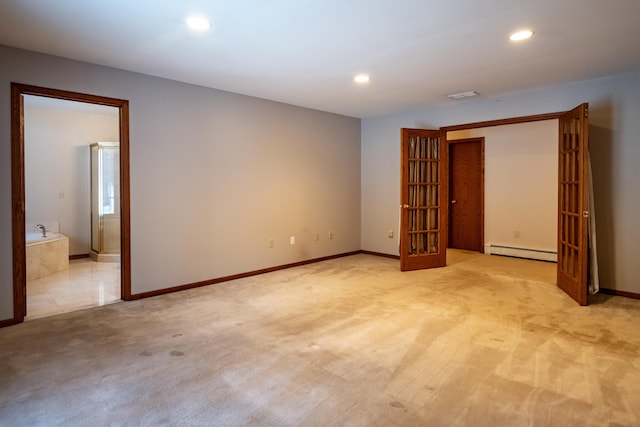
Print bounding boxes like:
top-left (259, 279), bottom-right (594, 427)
top-left (2, 0), bottom-right (640, 118)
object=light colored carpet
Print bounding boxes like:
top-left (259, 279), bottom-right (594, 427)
top-left (0, 251), bottom-right (639, 426)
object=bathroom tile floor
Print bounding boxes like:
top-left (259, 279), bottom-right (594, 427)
top-left (25, 258), bottom-right (121, 320)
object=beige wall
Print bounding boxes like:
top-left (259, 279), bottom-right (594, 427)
top-left (447, 120), bottom-right (558, 255)
top-left (25, 99), bottom-right (120, 256)
top-left (0, 45), bottom-right (361, 321)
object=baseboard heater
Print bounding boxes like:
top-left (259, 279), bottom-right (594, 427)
top-left (486, 244), bottom-right (557, 262)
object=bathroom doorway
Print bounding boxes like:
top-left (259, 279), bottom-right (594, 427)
top-left (10, 83), bottom-right (131, 324)
top-left (24, 96), bottom-right (120, 319)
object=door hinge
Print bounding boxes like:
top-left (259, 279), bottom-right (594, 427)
top-left (583, 210), bottom-right (590, 218)
top-left (584, 107), bottom-right (588, 118)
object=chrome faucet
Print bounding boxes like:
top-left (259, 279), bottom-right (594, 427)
top-left (36, 224), bottom-right (47, 237)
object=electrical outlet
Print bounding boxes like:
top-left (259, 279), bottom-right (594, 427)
top-left (328, 231), bottom-right (333, 240)
top-left (269, 239), bottom-right (274, 248)
top-left (388, 230), bottom-right (394, 238)
top-left (290, 236), bottom-right (295, 245)
top-left (514, 230), bottom-right (521, 238)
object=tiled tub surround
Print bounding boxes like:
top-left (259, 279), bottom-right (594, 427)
top-left (26, 230), bottom-right (69, 281)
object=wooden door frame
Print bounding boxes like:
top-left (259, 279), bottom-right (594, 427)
top-left (9, 83), bottom-right (132, 325)
top-left (447, 137), bottom-right (485, 253)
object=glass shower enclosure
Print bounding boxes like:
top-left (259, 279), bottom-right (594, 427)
top-left (90, 142), bottom-right (120, 262)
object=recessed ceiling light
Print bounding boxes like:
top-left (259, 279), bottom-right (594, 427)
top-left (186, 16), bottom-right (212, 31)
top-left (354, 74), bottom-right (371, 83)
top-left (509, 30), bottom-right (533, 41)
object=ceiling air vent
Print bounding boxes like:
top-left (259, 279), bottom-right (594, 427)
top-left (447, 91), bottom-right (479, 100)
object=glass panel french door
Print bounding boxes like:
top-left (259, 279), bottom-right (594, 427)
top-left (400, 129), bottom-right (447, 271)
top-left (557, 104), bottom-right (589, 305)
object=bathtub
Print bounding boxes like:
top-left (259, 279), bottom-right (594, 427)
top-left (26, 232), bottom-right (65, 244)
top-left (26, 232), bottom-right (69, 281)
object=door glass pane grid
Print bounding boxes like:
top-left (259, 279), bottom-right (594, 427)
top-left (560, 118), bottom-right (580, 278)
top-left (407, 135), bottom-right (440, 256)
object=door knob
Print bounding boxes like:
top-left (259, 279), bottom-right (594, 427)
top-left (451, 200), bottom-right (457, 204)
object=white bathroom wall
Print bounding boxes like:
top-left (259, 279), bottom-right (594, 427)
top-left (361, 71), bottom-right (640, 294)
top-left (24, 98), bottom-right (119, 256)
top-left (0, 45), bottom-right (361, 322)
top-left (447, 120), bottom-right (558, 255)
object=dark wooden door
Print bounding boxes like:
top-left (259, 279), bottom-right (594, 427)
top-left (400, 128), bottom-right (448, 271)
top-left (448, 138), bottom-right (484, 252)
top-left (557, 104), bottom-right (589, 305)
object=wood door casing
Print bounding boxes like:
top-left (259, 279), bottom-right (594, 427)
top-left (557, 103), bottom-right (589, 305)
top-left (400, 128), bottom-right (447, 271)
top-left (10, 83), bottom-right (132, 325)
top-left (448, 138), bottom-right (484, 252)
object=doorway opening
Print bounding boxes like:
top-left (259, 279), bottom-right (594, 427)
top-left (10, 83), bottom-right (131, 324)
top-left (400, 106), bottom-right (591, 305)
top-left (23, 96), bottom-right (121, 319)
